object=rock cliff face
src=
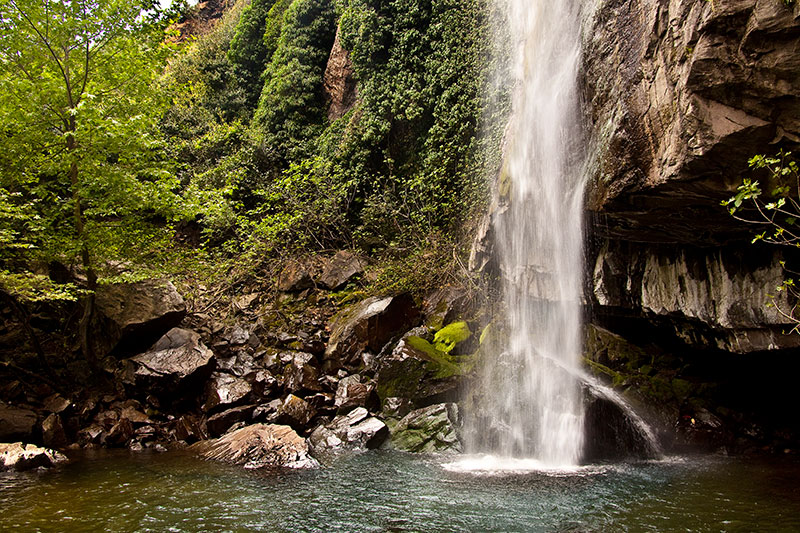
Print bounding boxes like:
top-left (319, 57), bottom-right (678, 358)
top-left (584, 0), bottom-right (800, 242)
top-left (583, 0), bottom-right (800, 353)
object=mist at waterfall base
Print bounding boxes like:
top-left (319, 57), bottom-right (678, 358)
top-left (459, 0), bottom-right (589, 469)
top-left (3, 450), bottom-right (800, 532)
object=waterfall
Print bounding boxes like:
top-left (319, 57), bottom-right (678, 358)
top-left (464, 0), bottom-right (587, 468)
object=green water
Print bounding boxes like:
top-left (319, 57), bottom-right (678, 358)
top-left (1, 450), bottom-right (799, 532)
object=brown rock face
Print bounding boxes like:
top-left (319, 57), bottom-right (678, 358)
top-left (191, 424), bottom-right (319, 469)
top-left (323, 26), bottom-right (358, 121)
top-left (95, 279), bottom-right (187, 355)
top-left (583, 0), bottom-right (800, 244)
top-left (0, 403), bottom-right (37, 441)
top-left (581, 0), bottom-right (800, 352)
top-left (324, 294), bottom-right (420, 370)
top-left (124, 328), bottom-right (215, 402)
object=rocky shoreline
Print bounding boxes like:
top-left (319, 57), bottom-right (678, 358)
top-left (2, 249), bottom-right (798, 473)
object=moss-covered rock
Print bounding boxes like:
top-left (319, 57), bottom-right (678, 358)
top-left (433, 321), bottom-right (472, 354)
top-left (390, 403), bottom-right (461, 453)
top-left (375, 334), bottom-right (469, 408)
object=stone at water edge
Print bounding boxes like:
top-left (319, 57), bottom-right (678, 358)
top-left (309, 407), bottom-right (388, 452)
top-left (0, 442), bottom-right (68, 471)
top-left (190, 424), bottom-right (319, 469)
top-left (41, 413), bottom-right (69, 449)
top-left (391, 403), bottom-right (462, 454)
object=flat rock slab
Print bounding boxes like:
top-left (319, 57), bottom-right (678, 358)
top-left (125, 328), bottom-right (215, 396)
top-left (191, 424), bottom-right (318, 469)
top-left (0, 442), bottom-right (68, 471)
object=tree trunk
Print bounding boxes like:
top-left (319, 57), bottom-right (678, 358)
top-left (66, 115), bottom-right (100, 374)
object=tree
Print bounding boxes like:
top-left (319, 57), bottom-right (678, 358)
top-left (0, 0), bottom-right (184, 372)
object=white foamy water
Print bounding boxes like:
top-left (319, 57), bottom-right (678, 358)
top-left (443, 455), bottom-right (606, 477)
top-left (463, 0), bottom-right (587, 467)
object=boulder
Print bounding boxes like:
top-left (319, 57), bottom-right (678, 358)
top-left (77, 425), bottom-right (104, 446)
top-left (104, 417), bottom-right (134, 447)
top-left (95, 279), bottom-right (186, 355)
top-left (124, 328), bottom-right (215, 401)
top-left (0, 442), bottom-right (68, 471)
top-left (334, 374), bottom-right (378, 413)
top-left (277, 261), bottom-right (314, 292)
top-left (277, 395), bottom-right (316, 430)
top-left (375, 335), bottom-right (463, 407)
top-left (204, 373), bottom-right (252, 412)
top-left (325, 294), bottom-right (420, 371)
top-left (283, 352), bottom-right (322, 394)
top-left (391, 403), bottom-right (462, 453)
top-left (42, 394), bottom-right (72, 414)
top-left (318, 251), bottom-right (367, 290)
top-left (171, 414), bottom-right (207, 444)
top-left (206, 405), bottom-right (256, 437)
top-left (191, 424), bottom-right (319, 469)
top-left (309, 407), bottom-right (388, 452)
top-left (0, 402), bottom-right (37, 441)
top-left (422, 286), bottom-right (471, 330)
top-left (41, 414), bottom-right (68, 449)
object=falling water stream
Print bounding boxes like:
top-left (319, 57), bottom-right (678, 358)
top-left (462, 0), bottom-right (588, 468)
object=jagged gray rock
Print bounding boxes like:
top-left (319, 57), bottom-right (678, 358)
top-left (309, 407), bottom-right (388, 452)
top-left (325, 294), bottom-right (420, 371)
top-left (124, 328), bottom-right (215, 400)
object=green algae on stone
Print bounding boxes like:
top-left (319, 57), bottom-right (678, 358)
top-left (432, 321), bottom-right (472, 354)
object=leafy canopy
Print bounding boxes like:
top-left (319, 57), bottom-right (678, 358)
top-left (0, 0), bottom-right (187, 301)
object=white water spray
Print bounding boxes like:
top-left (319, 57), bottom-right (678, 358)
top-left (464, 0), bottom-right (587, 468)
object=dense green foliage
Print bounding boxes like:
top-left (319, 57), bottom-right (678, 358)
top-left (162, 0), bottom-right (496, 275)
top-left (0, 0), bottom-right (187, 302)
top-left (2, 0), bottom-right (500, 318)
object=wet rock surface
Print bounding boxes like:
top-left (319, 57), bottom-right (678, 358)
top-left (0, 442), bottom-right (68, 471)
top-left (390, 403), bottom-right (462, 453)
top-left (191, 424), bottom-right (319, 469)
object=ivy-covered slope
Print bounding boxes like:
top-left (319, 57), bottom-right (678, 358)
top-left (164, 0), bottom-right (500, 285)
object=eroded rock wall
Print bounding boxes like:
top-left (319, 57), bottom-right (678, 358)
top-left (583, 0), bottom-right (800, 353)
